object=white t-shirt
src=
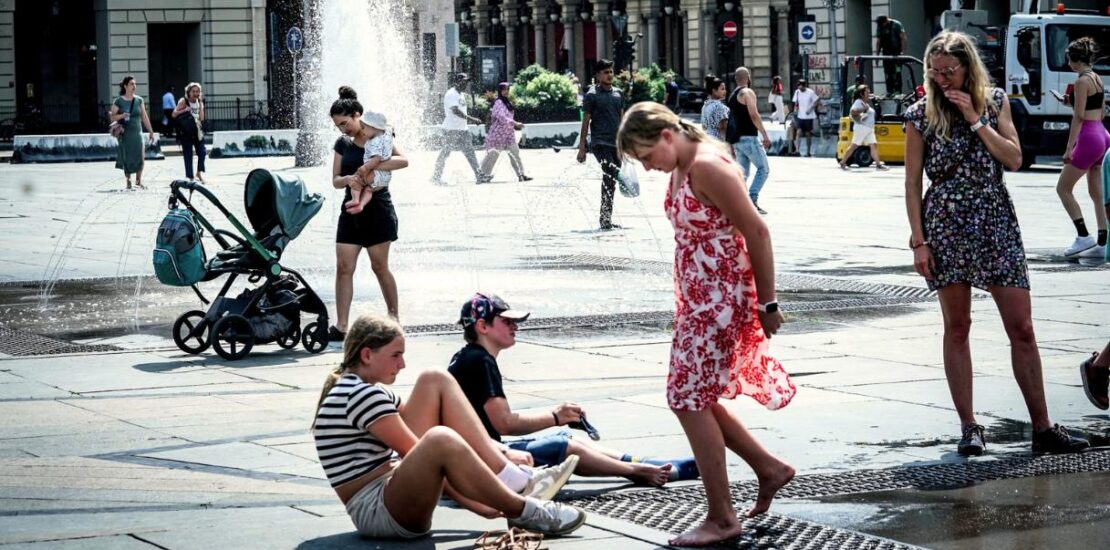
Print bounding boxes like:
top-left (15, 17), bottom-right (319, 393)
top-left (851, 99), bottom-right (876, 127)
top-left (442, 87), bottom-right (468, 130)
top-left (792, 88), bottom-right (820, 120)
top-left (362, 132), bottom-right (394, 188)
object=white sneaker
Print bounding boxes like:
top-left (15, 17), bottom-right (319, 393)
top-left (1078, 244), bottom-right (1106, 266)
top-left (520, 455), bottom-right (579, 501)
top-left (1064, 235), bottom-right (1097, 257)
top-left (508, 497), bottom-right (587, 536)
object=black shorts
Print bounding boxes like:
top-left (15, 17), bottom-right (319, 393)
top-left (336, 190), bottom-right (399, 248)
top-left (796, 118), bottom-right (814, 133)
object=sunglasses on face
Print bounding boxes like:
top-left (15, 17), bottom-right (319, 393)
top-left (927, 65), bottom-right (962, 79)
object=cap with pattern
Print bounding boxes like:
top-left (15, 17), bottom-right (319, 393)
top-left (458, 293), bottom-right (530, 327)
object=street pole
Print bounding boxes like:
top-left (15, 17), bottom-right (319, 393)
top-left (823, 0), bottom-right (845, 117)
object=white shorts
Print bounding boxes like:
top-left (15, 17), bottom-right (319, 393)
top-left (345, 471), bottom-right (428, 539)
top-left (851, 125), bottom-right (877, 146)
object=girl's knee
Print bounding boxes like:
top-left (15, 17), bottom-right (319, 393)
top-left (422, 425), bottom-right (464, 448)
top-left (943, 318), bottom-right (972, 342)
top-left (370, 259), bottom-right (391, 276)
top-left (416, 369), bottom-right (453, 388)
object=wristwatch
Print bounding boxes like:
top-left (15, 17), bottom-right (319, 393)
top-left (757, 301), bottom-right (779, 314)
top-left (969, 116), bottom-right (987, 132)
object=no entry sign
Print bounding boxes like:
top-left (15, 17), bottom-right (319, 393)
top-left (722, 21), bottom-right (738, 38)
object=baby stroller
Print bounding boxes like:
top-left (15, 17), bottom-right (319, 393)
top-left (155, 169), bottom-right (329, 360)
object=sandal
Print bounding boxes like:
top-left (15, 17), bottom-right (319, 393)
top-left (475, 528), bottom-right (544, 550)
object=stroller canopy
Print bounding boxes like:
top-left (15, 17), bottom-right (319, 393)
top-left (244, 169), bottom-right (324, 249)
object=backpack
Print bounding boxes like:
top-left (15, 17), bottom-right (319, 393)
top-left (152, 209), bottom-right (207, 286)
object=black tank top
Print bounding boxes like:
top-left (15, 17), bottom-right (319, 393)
top-left (1081, 73), bottom-right (1105, 110)
top-left (731, 87), bottom-right (758, 137)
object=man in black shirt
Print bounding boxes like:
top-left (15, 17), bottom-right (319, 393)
top-left (448, 293), bottom-right (699, 486)
top-left (875, 15), bottom-right (907, 93)
top-left (578, 59), bottom-right (625, 231)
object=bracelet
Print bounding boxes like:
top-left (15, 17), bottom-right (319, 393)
top-left (909, 239), bottom-right (929, 249)
top-left (552, 412), bottom-right (560, 426)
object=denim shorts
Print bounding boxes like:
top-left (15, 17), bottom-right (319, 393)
top-left (505, 429), bottom-right (572, 467)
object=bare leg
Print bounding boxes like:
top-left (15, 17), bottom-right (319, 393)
top-left (1094, 340), bottom-right (1110, 368)
top-left (367, 241), bottom-right (398, 320)
top-left (870, 143), bottom-right (884, 166)
top-left (710, 403), bottom-right (794, 517)
top-left (938, 284), bottom-right (976, 426)
top-left (1057, 164), bottom-right (1090, 224)
top-left (840, 144), bottom-right (859, 167)
top-left (669, 408), bottom-right (744, 547)
top-left (565, 438), bottom-right (670, 486)
top-left (384, 426), bottom-right (527, 532)
top-left (1088, 164), bottom-right (1107, 231)
top-left (334, 244), bottom-right (361, 332)
top-left (400, 370), bottom-right (511, 472)
top-left (989, 286), bottom-right (1052, 431)
top-left (135, 166), bottom-right (144, 188)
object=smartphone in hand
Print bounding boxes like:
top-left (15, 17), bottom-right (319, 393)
top-left (1050, 89), bottom-right (1066, 102)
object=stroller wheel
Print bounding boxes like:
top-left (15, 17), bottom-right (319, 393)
top-left (172, 310), bottom-right (211, 355)
top-left (302, 321), bottom-right (328, 354)
top-left (276, 325), bottom-right (301, 350)
top-left (211, 314), bottom-right (255, 361)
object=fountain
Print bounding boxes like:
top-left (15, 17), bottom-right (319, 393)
top-left (296, 0), bottom-right (432, 166)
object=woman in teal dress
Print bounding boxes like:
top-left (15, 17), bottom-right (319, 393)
top-left (110, 76), bottom-right (155, 189)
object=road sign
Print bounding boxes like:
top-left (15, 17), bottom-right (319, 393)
top-left (722, 21), bottom-right (738, 38)
top-left (286, 26), bottom-right (303, 54)
top-left (798, 21), bottom-right (817, 44)
top-left (445, 22), bottom-right (460, 57)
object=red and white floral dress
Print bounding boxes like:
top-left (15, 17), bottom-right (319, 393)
top-left (664, 159), bottom-right (796, 412)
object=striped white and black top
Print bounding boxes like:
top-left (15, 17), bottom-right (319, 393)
top-left (313, 373), bottom-right (401, 488)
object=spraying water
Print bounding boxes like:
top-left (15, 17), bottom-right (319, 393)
top-left (300, 0), bottom-right (431, 166)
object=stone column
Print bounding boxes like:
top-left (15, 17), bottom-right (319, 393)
top-left (595, 1), bottom-right (610, 62)
top-left (504, 4), bottom-right (519, 76)
top-left (561, 2), bottom-right (578, 77)
top-left (700, 3), bottom-right (715, 78)
top-left (644, 15), bottom-right (658, 67)
top-left (474, 0), bottom-right (490, 46)
top-left (774, 1), bottom-right (790, 84)
top-left (533, 1), bottom-right (548, 69)
top-left (743, 0), bottom-right (773, 100)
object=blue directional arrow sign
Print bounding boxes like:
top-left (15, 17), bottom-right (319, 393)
top-left (286, 26), bottom-right (303, 55)
top-left (798, 22), bottom-right (817, 44)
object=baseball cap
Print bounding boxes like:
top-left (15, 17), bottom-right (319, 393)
top-left (360, 110), bottom-right (388, 131)
top-left (455, 73), bottom-right (470, 83)
top-left (458, 293), bottom-right (530, 328)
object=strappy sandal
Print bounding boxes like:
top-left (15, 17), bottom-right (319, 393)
top-left (474, 527), bottom-right (545, 550)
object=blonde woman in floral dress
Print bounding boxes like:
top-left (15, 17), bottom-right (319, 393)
top-left (618, 102), bottom-right (796, 547)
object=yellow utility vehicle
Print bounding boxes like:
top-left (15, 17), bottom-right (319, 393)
top-left (836, 55), bottom-right (924, 166)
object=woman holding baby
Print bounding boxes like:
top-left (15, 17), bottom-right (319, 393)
top-left (329, 86), bottom-right (409, 339)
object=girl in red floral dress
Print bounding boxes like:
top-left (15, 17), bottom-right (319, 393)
top-left (617, 102), bottom-right (797, 547)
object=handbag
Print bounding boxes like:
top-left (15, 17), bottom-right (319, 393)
top-left (110, 97), bottom-right (137, 139)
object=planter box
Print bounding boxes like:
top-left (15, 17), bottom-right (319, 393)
top-left (12, 134), bottom-right (164, 164)
top-left (211, 130), bottom-right (299, 158)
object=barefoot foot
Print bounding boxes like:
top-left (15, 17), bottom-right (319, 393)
top-left (746, 462), bottom-right (795, 517)
top-left (668, 518), bottom-right (743, 547)
top-left (628, 463), bottom-right (671, 487)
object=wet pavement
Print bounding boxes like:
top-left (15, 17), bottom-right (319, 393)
top-left (1, 151), bottom-right (1109, 548)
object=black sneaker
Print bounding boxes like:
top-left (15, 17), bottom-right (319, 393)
top-left (753, 202), bottom-right (768, 215)
top-left (477, 174), bottom-right (494, 184)
top-left (1080, 353), bottom-right (1110, 410)
top-left (327, 326), bottom-right (346, 342)
top-left (599, 222), bottom-right (623, 231)
top-left (1032, 424), bottom-right (1089, 454)
top-left (957, 423), bottom-right (986, 456)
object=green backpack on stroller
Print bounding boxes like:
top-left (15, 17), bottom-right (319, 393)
top-left (153, 209), bottom-right (208, 286)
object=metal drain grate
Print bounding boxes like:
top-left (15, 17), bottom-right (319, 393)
top-left (0, 326), bottom-right (121, 357)
top-left (588, 504), bottom-right (919, 549)
top-left (567, 451), bottom-right (1110, 549)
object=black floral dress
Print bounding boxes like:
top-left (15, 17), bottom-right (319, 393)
top-left (904, 88), bottom-right (1029, 291)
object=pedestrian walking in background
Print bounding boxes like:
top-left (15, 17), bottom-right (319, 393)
top-left (791, 80), bottom-right (820, 156)
top-left (311, 315), bottom-right (587, 540)
top-left (577, 59), bottom-right (625, 231)
top-left (726, 67), bottom-right (772, 214)
top-left (1053, 37), bottom-right (1108, 261)
top-left (664, 73), bottom-right (680, 112)
top-left (617, 102), bottom-right (796, 547)
top-left (328, 86), bottom-right (410, 336)
top-left (109, 75), bottom-right (154, 190)
top-left (768, 75), bottom-right (786, 124)
top-left (431, 74), bottom-right (491, 186)
top-left (172, 82), bottom-right (206, 183)
top-left (876, 15), bottom-right (907, 93)
top-left (480, 83), bottom-right (532, 182)
top-left (700, 75), bottom-right (729, 141)
top-left (161, 86), bottom-right (176, 138)
top-left (838, 85), bottom-right (889, 171)
top-left (903, 31), bottom-right (1089, 457)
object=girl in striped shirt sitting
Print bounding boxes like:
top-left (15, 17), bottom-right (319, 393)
top-left (313, 314), bottom-right (585, 539)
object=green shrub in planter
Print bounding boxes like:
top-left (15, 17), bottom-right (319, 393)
top-left (466, 94), bottom-right (490, 122)
top-left (524, 73), bottom-right (578, 108)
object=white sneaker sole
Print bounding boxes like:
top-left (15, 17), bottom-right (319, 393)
top-left (531, 455), bottom-right (579, 501)
top-left (1064, 243), bottom-right (1096, 257)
